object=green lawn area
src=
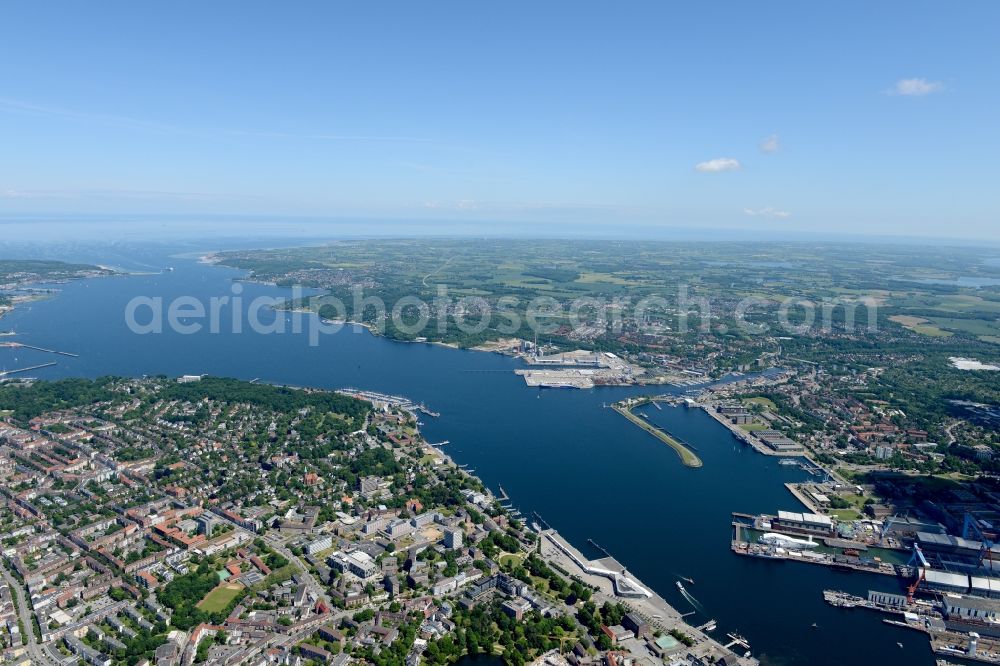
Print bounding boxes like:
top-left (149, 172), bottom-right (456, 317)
top-left (530, 575), bottom-right (551, 593)
top-left (196, 583), bottom-right (243, 613)
top-left (743, 397), bottom-right (777, 411)
top-left (257, 564), bottom-right (299, 590)
top-left (830, 509), bottom-right (862, 520)
top-left (740, 422), bottom-right (768, 432)
top-left (499, 552), bottom-right (525, 568)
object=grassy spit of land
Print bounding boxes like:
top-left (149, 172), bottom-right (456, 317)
top-left (612, 399), bottom-right (703, 468)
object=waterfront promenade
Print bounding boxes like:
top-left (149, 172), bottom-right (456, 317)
top-left (540, 529), bottom-right (758, 666)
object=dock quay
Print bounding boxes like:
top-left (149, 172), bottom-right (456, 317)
top-left (825, 589), bottom-right (1000, 664)
top-left (932, 633), bottom-right (1000, 664)
top-left (497, 484), bottom-right (509, 501)
top-left (699, 402), bottom-right (798, 457)
top-left (731, 516), bottom-right (897, 575)
top-left (822, 590), bottom-right (940, 619)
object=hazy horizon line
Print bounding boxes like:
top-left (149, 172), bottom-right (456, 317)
top-left (0, 212), bottom-right (999, 248)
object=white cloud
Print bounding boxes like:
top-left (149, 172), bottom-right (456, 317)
top-left (759, 134), bottom-right (779, 153)
top-left (695, 157), bottom-right (741, 173)
top-left (743, 206), bottom-right (791, 219)
top-left (889, 78), bottom-right (944, 96)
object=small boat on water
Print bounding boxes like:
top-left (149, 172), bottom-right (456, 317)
top-left (676, 581), bottom-right (685, 592)
top-left (681, 576), bottom-right (695, 585)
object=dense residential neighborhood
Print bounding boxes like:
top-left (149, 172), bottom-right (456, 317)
top-left (0, 377), bottom-right (744, 666)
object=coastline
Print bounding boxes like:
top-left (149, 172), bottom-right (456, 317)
top-left (415, 418), bottom-right (753, 665)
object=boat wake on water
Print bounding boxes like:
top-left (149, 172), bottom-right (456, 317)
top-left (676, 580), bottom-right (707, 614)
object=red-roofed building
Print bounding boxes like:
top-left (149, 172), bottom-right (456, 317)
top-left (137, 570), bottom-right (159, 590)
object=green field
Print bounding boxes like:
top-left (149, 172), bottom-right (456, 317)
top-left (743, 397), bottom-right (777, 411)
top-left (928, 316), bottom-right (1000, 337)
top-left (196, 583), bottom-right (243, 612)
top-left (912, 324), bottom-right (952, 337)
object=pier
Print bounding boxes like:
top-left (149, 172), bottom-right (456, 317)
top-left (587, 538), bottom-right (612, 559)
top-left (416, 403), bottom-right (440, 417)
top-left (0, 362), bottom-right (57, 377)
top-left (724, 633), bottom-right (750, 651)
top-left (0, 341), bottom-right (78, 357)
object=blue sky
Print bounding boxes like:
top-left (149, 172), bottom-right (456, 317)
top-left (1, 1), bottom-right (998, 239)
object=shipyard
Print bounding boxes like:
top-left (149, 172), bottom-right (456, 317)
top-left (515, 350), bottom-right (643, 389)
top-left (732, 475), bottom-right (1000, 663)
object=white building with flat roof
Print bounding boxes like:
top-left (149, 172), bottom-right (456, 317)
top-left (329, 550), bottom-right (378, 580)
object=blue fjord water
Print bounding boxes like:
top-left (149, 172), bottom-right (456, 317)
top-left (0, 241), bottom-right (933, 666)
